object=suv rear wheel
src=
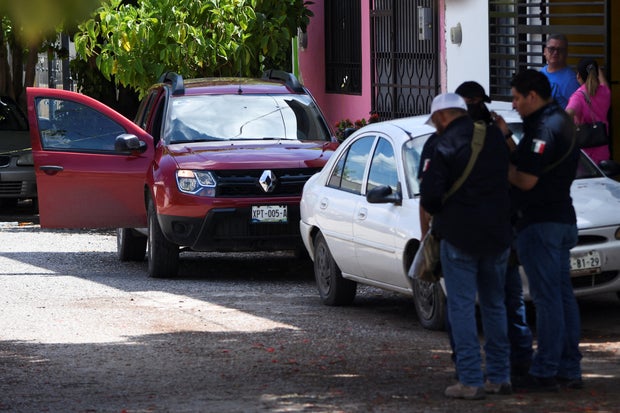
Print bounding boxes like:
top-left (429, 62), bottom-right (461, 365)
top-left (147, 198), bottom-right (179, 278)
top-left (117, 228), bottom-right (147, 261)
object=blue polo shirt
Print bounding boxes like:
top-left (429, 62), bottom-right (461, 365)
top-left (541, 66), bottom-right (580, 109)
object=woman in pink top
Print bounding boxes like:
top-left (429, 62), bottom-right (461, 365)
top-left (566, 59), bottom-right (611, 164)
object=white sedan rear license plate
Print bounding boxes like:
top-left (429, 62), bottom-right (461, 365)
top-left (251, 205), bottom-right (287, 223)
top-left (570, 250), bottom-right (601, 274)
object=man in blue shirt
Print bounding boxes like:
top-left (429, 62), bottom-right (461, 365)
top-left (540, 34), bottom-right (579, 109)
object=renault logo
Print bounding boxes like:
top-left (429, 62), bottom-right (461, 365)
top-left (259, 170), bottom-right (277, 193)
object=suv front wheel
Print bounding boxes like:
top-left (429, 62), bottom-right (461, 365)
top-left (147, 198), bottom-right (179, 278)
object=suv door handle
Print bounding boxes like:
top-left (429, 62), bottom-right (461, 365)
top-left (39, 165), bottom-right (64, 175)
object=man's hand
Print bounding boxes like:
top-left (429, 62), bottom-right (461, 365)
top-left (419, 204), bottom-right (432, 238)
top-left (491, 111), bottom-right (510, 136)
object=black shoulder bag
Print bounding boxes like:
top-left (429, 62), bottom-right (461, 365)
top-left (574, 91), bottom-right (608, 149)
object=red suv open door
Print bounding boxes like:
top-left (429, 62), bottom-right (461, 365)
top-left (27, 87), bottom-right (154, 228)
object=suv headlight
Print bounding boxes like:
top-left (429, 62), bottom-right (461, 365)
top-left (176, 170), bottom-right (217, 197)
top-left (16, 152), bottom-right (34, 166)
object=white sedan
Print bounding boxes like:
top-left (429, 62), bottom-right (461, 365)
top-left (299, 109), bottom-right (620, 331)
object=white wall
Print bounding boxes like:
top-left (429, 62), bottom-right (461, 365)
top-left (444, 0), bottom-right (490, 94)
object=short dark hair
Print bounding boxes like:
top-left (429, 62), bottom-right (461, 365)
top-left (546, 33), bottom-right (568, 47)
top-left (510, 69), bottom-right (552, 100)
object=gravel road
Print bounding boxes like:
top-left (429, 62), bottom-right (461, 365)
top-left (1, 204), bottom-right (619, 412)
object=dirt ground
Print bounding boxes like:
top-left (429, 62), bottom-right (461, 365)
top-left (0, 204), bottom-right (619, 412)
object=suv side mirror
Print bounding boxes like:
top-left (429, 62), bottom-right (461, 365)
top-left (366, 185), bottom-right (402, 205)
top-left (115, 134), bottom-right (147, 154)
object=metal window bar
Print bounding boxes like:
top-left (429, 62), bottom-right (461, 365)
top-left (325, 0), bottom-right (362, 94)
top-left (370, 0), bottom-right (439, 120)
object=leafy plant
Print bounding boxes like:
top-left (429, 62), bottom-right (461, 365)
top-left (72, 0), bottom-right (314, 98)
top-left (0, 0), bottom-right (100, 108)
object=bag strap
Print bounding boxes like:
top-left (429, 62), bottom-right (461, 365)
top-left (542, 128), bottom-right (576, 174)
top-left (580, 90), bottom-right (592, 106)
top-left (579, 90), bottom-right (596, 123)
top-left (442, 120), bottom-right (486, 203)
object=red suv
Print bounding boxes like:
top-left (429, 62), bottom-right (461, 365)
top-left (27, 71), bottom-right (338, 277)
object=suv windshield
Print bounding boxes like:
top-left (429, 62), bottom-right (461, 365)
top-left (165, 94), bottom-right (331, 144)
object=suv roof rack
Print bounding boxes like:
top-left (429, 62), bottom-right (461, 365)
top-left (261, 69), bottom-right (305, 93)
top-left (158, 72), bottom-right (185, 95)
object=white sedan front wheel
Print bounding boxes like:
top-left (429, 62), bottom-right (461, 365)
top-left (313, 232), bottom-right (356, 306)
top-left (413, 278), bottom-right (446, 331)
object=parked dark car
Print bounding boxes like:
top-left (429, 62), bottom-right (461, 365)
top-left (0, 96), bottom-right (36, 207)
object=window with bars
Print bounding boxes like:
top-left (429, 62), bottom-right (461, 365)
top-left (325, 0), bottom-right (362, 94)
top-left (489, 0), bottom-right (607, 102)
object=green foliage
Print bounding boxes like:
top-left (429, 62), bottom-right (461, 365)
top-left (0, 0), bottom-right (101, 106)
top-left (73, 0), bottom-right (314, 98)
top-left (0, 0), bottom-right (100, 43)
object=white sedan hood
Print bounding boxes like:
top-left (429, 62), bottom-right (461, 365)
top-left (572, 177), bottom-right (620, 229)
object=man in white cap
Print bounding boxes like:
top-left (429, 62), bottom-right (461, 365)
top-left (420, 93), bottom-right (512, 399)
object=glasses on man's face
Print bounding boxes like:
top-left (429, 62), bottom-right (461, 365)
top-left (546, 46), bottom-right (566, 54)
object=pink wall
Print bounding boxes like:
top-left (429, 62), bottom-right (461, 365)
top-left (299, 2), bottom-right (449, 126)
top-left (299, 2), bottom-right (373, 130)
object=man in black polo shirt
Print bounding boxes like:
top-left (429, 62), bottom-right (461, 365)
top-left (509, 69), bottom-right (582, 392)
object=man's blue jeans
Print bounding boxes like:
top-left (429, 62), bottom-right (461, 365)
top-left (441, 240), bottom-right (511, 387)
top-left (505, 263), bottom-right (533, 369)
top-left (516, 222), bottom-right (582, 379)
top-left (446, 262), bottom-right (533, 374)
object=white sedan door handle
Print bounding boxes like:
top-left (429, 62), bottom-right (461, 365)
top-left (319, 198), bottom-right (328, 209)
top-left (357, 207), bottom-right (367, 220)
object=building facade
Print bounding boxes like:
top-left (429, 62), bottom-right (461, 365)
top-left (298, 0), bottom-right (618, 159)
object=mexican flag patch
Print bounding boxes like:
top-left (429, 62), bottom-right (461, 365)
top-left (422, 158), bottom-right (431, 172)
top-left (531, 139), bottom-right (546, 154)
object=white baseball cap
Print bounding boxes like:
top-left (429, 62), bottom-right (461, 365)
top-left (425, 93), bottom-right (468, 125)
